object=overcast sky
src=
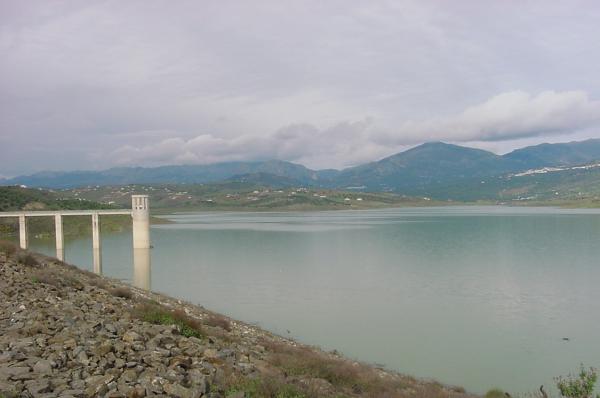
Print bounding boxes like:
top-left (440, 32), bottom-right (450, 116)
top-left (1, 0), bottom-right (600, 176)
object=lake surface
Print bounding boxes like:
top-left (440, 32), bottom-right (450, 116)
top-left (25, 206), bottom-right (600, 394)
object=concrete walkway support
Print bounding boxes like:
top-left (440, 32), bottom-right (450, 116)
top-left (19, 214), bottom-right (28, 249)
top-left (0, 196), bottom-right (151, 282)
top-left (132, 195), bottom-right (150, 249)
top-left (55, 214), bottom-right (64, 261)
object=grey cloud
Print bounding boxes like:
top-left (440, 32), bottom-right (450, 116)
top-left (1, 1), bottom-right (600, 175)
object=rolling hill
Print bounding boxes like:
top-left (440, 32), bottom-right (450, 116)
top-left (3, 139), bottom-right (600, 201)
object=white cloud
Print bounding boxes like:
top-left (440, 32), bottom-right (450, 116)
top-left (380, 90), bottom-right (600, 145)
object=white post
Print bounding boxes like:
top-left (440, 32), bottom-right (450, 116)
top-left (132, 195), bottom-right (150, 249)
top-left (18, 214), bottom-right (28, 250)
top-left (55, 214), bottom-right (64, 261)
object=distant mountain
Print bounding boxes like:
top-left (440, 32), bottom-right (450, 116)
top-left (329, 142), bottom-right (520, 193)
top-left (3, 160), bottom-right (323, 189)
top-left (504, 139), bottom-right (600, 169)
top-left (224, 172), bottom-right (303, 188)
top-left (4, 139), bottom-right (600, 199)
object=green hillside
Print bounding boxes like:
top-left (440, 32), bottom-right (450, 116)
top-left (425, 163), bottom-right (600, 205)
top-left (58, 183), bottom-right (442, 211)
top-left (0, 186), bottom-right (130, 237)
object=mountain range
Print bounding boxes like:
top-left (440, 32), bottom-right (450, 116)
top-left (3, 139), bottom-right (600, 200)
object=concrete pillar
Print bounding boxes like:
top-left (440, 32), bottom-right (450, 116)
top-left (133, 248), bottom-right (151, 290)
top-left (18, 214), bottom-right (28, 250)
top-left (55, 214), bottom-right (64, 261)
top-left (92, 212), bottom-right (101, 249)
top-left (132, 195), bottom-right (150, 249)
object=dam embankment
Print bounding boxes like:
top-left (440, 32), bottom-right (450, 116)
top-left (0, 244), bottom-right (474, 398)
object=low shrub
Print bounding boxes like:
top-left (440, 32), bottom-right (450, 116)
top-left (555, 366), bottom-right (599, 398)
top-left (204, 313), bottom-right (232, 331)
top-left (133, 302), bottom-right (204, 338)
top-left (110, 287), bottom-right (133, 299)
top-left (261, 340), bottom-right (413, 396)
top-left (31, 269), bottom-right (83, 290)
top-left (226, 376), bottom-right (307, 398)
top-left (485, 388), bottom-right (506, 398)
top-left (0, 240), bottom-right (17, 257)
top-left (32, 269), bottom-right (60, 287)
top-left (16, 252), bottom-right (39, 266)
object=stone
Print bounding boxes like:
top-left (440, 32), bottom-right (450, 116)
top-left (122, 331), bottom-right (142, 343)
top-left (24, 379), bottom-right (52, 396)
top-left (163, 382), bottom-right (199, 398)
top-left (32, 359), bottom-right (52, 374)
top-left (84, 374), bottom-right (114, 397)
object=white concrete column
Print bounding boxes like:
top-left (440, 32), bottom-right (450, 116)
top-left (55, 214), bottom-right (64, 261)
top-left (18, 214), bottom-right (28, 250)
top-left (92, 212), bottom-right (101, 249)
top-left (132, 195), bottom-right (151, 249)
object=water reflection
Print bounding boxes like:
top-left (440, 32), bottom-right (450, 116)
top-left (133, 248), bottom-right (151, 290)
top-left (92, 248), bottom-right (102, 274)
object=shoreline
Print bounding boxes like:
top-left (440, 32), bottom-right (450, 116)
top-left (0, 246), bottom-right (476, 398)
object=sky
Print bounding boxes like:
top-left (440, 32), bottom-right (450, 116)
top-left (1, 0), bottom-right (600, 177)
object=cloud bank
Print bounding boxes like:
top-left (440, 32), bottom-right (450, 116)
top-left (109, 90), bottom-right (600, 169)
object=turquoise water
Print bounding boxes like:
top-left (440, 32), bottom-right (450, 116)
top-left (24, 207), bottom-right (600, 394)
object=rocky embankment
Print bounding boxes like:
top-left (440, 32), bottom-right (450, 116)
top-left (0, 244), bottom-right (476, 398)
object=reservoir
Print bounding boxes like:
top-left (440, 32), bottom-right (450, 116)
top-left (25, 206), bottom-right (600, 394)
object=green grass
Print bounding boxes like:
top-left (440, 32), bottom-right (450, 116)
top-left (484, 388), bottom-right (506, 398)
top-left (134, 302), bottom-right (204, 338)
top-left (226, 377), bottom-right (307, 398)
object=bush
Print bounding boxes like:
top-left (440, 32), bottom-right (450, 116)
top-left (556, 366), bottom-right (599, 398)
